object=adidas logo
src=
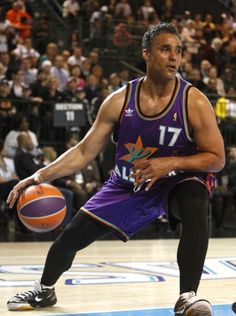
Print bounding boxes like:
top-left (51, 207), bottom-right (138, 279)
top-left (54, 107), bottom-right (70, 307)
top-left (125, 108), bottom-right (133, 117)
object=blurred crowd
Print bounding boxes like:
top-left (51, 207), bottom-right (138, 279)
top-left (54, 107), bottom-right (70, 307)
top-left (0, 0), bottom-right (236, 235)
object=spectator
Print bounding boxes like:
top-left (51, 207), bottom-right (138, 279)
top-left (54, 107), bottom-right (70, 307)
top-left (222, 39), bottom-right (236, 68)
top-left (202, 13), bottom-right (216, 41)
top-left (51, 55), bottom-right (69, 92)
top-left (9, 69), bottom-right (25, 99)
top-left (40, 75), bottom-right (65, 142)
top-left (179, 49), bottom-right (193, 70)
top-left (140, 0), bottom-right (157, 22)
top-left (19, 56), bottom-right (37, 85)
top-left (30, 68), bottom-right (47, 102)
top-left (181, 19), bottom-right (197, 54)
top-left (0, 52), bottom-right (15, 80)
top-left (89, 15), bottom-right (104, 48)
top-left (32, 16), bottom-right (53, 55)
top-left (0, 62), bottom-right (6, 81)
top-left (17, 0), bottom-right (33, 16)
top-left (67, 45), bottom-right (86, 68)
top-left (74, 87), bottom-right (90, 138)
top-left (192, 27), bottom-right (207, 57)
top-left (61, 49), bottom-right (71, 71)
top-left (159, 0), bottom-right (174, 22)
top-left (11, 37), bottom-right (40, 66)
top-left (199, 59), bottom-right (212, 83)
top-left (0, 8), bottom-right (12, 53)
top-left (221, 66), bottom-right (236, 94)
top-left (6, 1), bottom-right (32, 40)
top-left (89, 5), bottom-right (111, 43)
top-left (194, 13), bottom-right (203, 29)
top-left (43, 75), bottom-right (65, 102)
top-left (69, 64), bottom-right (85, 89)
top-left (108, 72), bottom-right (121, 93)
top-left (39, 42), bottom-right (58, 65)
top-left (115, 0), bottom-right (132, 20)
top-left (0, 140), bottom-right (19, 202)
top-left (180, 61), bottom-right (194, 81)
top-left (118, 68), bottom-right (130, 86)
top-left (91, 64), bottom-right (104, 84)
top-left (3, 114), bottom-right (39, 159)
top-left (107, 0), bottom-right (116, 16)
top-left (80, 58), bottom-right (91, 80)
top-left (14, 131), bottom-right (43, 179)
top-left (89, 50), bottom-right (100, 68)
top-left (63, 76), bottom-right (79, 102)
top-left (40, 60), bottom-right (52, 78)
top-left (186, 68), bottom-right (207, 91)
top-left (62, 0), bottom-right (80, 30)
top-left (200, 37), bottom-right (224, 74)
top-left (81, 0), bottom-right (100, 18)
top-left (0, 78), bottom-right (16, 137)
top-left (84, 73), bottom-right (99, 102)
top-left (0, 139), bottom-right (19, 231)
top-left (204, 66), bottom-right (225, 97)
top-left (112, 23), bottom-right (134, 55)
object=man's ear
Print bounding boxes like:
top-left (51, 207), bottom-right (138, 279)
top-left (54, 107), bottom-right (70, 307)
top-left (142, 49), bottom-right (149, 62)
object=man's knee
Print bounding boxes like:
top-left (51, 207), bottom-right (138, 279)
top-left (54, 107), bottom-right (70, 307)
top-left (169, 181), bottom-right (209, 225)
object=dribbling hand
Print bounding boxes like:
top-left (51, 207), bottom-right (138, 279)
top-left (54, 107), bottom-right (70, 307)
top-left (7, 174), bottom-right (42, 208)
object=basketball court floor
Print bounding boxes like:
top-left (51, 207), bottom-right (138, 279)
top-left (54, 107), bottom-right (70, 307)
top-left (0, 238), bottom-right (236, 316)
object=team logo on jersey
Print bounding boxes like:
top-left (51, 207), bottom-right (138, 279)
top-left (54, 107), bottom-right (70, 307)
top-left (125, 108), bottom-right (133, 117)
top-left (119, 135), bottom-right (158, 164)
top-left (173, 112), bottom-right (178, 121)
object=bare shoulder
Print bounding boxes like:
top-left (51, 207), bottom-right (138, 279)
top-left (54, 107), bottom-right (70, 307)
top-left (187, 86), bottom-right (217, 132)
top-left (96, 85), bottom-right (127, 123)
top-left (187, 86), bottom-right (214, 114)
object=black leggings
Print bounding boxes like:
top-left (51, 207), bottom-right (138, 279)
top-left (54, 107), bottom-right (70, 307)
top-left (169, 180), bottom-right (210, 294)
top-left (41, 180), bottom-right (209, 294)
top-left (41, 211), bottom-right (112, 286)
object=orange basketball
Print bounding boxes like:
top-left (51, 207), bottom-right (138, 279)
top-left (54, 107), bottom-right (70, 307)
top-left (17, 183), bottom-right (67, 233)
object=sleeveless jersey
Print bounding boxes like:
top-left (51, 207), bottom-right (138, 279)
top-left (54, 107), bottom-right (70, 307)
top-left (111, 76), bottom-right (214, 191)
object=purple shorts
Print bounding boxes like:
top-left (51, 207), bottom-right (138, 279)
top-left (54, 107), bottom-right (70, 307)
top-left (80, 171), bottom-right (214, 241)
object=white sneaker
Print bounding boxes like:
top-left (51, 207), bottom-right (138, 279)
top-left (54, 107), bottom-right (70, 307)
top-left (174, 291), bottom-right (212, 316)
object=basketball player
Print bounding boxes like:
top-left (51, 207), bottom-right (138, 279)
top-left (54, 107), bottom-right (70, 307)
top-left (7, 23), bottom-right (225, 316)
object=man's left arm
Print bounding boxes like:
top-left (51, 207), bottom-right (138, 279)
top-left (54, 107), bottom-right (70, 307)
top-left (132, 88), bottom-right (225, 191)
top-left (174, 87), bottom-right (225, 172)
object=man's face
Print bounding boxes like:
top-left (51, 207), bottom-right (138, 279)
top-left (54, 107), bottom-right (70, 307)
top-left (0, 83), bottom-right (10, 95)
top-left (21, 134), bottom-right (34, 152)
top-left (143, 33), bottom-right (182, 81)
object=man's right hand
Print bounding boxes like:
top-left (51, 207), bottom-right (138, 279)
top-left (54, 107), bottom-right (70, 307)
top-left (7, 174), bottom-right (42, 208)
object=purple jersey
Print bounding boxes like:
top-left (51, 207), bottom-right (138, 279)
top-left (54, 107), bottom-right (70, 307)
top-left (113, 76), bottom-right (211, 185)
top-left (81, 76), bottom-right (214, 241)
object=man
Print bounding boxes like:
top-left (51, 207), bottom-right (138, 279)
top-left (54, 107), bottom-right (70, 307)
top-left (3, 114), bottom-right (39, 159)
top-left (7, 23), bottom-right (225, 315)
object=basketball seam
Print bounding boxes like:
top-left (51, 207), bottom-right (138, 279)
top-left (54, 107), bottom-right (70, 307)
top-left (17, 195), bottom-right (65, 212)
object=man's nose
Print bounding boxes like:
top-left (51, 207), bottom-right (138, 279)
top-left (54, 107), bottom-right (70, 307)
top-left (169, 50), bottom-right (177, 60)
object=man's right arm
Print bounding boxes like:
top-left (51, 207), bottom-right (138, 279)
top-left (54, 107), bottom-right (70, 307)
top-left (7, 87), bottom-right (127, 207)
